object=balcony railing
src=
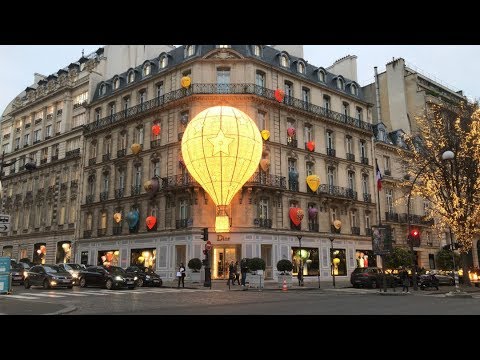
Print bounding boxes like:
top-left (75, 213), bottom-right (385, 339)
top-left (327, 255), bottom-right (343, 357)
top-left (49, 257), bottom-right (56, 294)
top-left (66, 148), bottom-right (80, 158)
top-left (70, 180), bottom-right (78, 188)
top-left (287, 139), bottom-right (297, 148)
top-left (60, 183), bottom-right (68, 191)
top-left (151, 139), bottom-right (161, 148)
top-left (85, 83), bottom-right (373, 134)
top-left (244, 172), bottom-right (287, 189)
top-left (254, 218), bottom-right (272, 228)
top-left (97, 228), bottom-right (107, 237)
top-left (308, 223), bottom-right (319, 232)
top-left (365, 228), bottom-right (373, 236)
top-left (176, 219), bottom-right (190, 229)
top-left (115, 188), bottom-right (125, 199)
top-left (113, 225), bottom-right (122, 235)
top-left (288, 181), bottom-right (299, 191)
top-left (86, 194), bottom-right (94, 204)
top-left (398, 213), bottom-right (435, 226)
top-left (361, 157), bottom-right (369, 165)
top-left (346, 153), bottom-right (355, 161)
top-left (88, 158), bottom-right (96, 166)
top-left (40, 158), bottom-right (47, 164)
top-left (162, 174), bottom-right (197, 189)
top-left (326, 148), bottom-right (336, 157)
top-left (318, 185), bottom-right (357, 200)
top-left (51, 154), bottom-right (58, 161)
top-left (117, 149), bottom-right (126, 158)
top-left (83, 230), bottom-right (92, 238)
top-left (385, 212), bottom-right (399, 222)
top-left (100, 191), bottom-right (108, 201)
top-left (131, 185), bottom-right (142, 196)
top-left (384, 169), bottom-right (392, 176)
top-left (363, 193), bottom-right (371, 203)
top-left (102, 153), bottom-right (110, 162)
top-left (351, 227), bottom-right (361, 235)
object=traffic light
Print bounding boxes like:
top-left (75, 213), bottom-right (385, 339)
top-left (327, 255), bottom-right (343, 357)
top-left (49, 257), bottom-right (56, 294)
top-left (408, 229), bottom-right (421, 247)
top-left (201, 227), bottom-right (208, 241)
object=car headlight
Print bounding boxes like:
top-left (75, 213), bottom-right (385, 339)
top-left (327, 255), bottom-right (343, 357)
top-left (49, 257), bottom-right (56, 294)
top-left (134, 276), bottom-right (138, 281)
top-left (51, 276), bottom-right (58, 280)
top-left (145, 275), bottom-right (151, 280)
top-left (24, 271), bottom-right (28, 278)
top-left (115, 276), bottom-right (124, 281)
top-left (72, 272), bottom-right (79, 278)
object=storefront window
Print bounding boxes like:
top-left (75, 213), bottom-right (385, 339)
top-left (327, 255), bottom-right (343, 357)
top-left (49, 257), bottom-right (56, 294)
top-left (33, 243), bottom-right (47, 265)
top-left (291, 247), bottom-right (319, 276)
top-left (98, 250), bottom-right (119, 266)
top-left (131, 248), bottom-right (156, 269)
top-left (331, 248), bottom-right (347, 276)
top-left (56, 241), bottom-right (72, 264)
top-left (355, 250), bottom-right (376, 268)
top-left (81, 251), bottom-right (89, 265)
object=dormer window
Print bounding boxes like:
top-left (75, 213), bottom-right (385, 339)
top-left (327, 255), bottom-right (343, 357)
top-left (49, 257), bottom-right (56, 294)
top-left (143, 63), bottom-right (151, 77)
top-left (127, 70), bottom-right (135, 83)
top-left (160, 55), bottom-right (168, 69)
top-left (113, 77), bottom-right (120, 90)
top-left (280, 54), bottom-right (289, 68)
top-left (350, 84), bottom-right (358, 95)
top-left (336, 77), bottom-right (344, 90)
top-left (253, 45), bottom-right (261, 57)
top-left (184, 45), bottom-right (195, 57)
top-left (100, 83), bottom-right (107, 96)
top-left (318, 69), bottom-right (326, 83)
top-left (298, 61), bottom-right (306, 74)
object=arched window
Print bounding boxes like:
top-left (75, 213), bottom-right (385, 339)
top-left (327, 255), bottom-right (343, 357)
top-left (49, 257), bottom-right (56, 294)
top-left (337, 77), bottom-right (344, 90)
top-left (100, 210), bottom-right (107, 229)
top-left (280, 54), bottom-right (289, 67)
top-left (318, 69), bottom-right (326, 82)
top-left (160, 55), bottom-right (168, 69)
top-left (128, 70), bottom-right (135, 83)
top-left (185, 45), bottom-right (195, 57)
top-left (253, 45), bottom-right (261, 57)
top-left (298, 62), bottom-right (305, 74)
top-left (350, 84), bottom-right (357, 95)
top-left (100, 83), bottom-right (107, 95)
top-left (113, 77), bottom-right (120, 90)
top-left (143, 63), bottom-right (151, 77)
top-left (86, 213), bottom-right (92, 230)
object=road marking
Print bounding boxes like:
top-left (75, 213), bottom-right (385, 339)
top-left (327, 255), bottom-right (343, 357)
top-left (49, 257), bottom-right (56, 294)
top-left (17, 293), bottom-right (66, 298)
top-left (1, 294), bottom-right (40, 300)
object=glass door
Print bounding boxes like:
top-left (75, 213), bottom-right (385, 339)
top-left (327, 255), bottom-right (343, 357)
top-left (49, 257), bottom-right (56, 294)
top-left (212, 246), bottom-right (238, 279)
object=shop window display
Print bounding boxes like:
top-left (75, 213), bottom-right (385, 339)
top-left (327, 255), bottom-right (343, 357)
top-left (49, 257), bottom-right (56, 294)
top-left (330, 248), bottom-right (347, 276)
top-left (131, 248), bottom-right (156, 269)
top-left (98, 250), bottom-right (119, 266)
top-left (291, 247), bottom-right (319, 276)
top-left (355, 250), bottom-right (376, 268)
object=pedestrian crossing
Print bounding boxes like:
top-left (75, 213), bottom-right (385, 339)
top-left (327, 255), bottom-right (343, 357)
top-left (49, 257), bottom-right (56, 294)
top-left (0, 287), bottom-right (221, 301)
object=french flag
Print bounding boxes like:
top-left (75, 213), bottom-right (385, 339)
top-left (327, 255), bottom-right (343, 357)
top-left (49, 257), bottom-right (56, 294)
top-left (376, 159), bottom-right (383, 191)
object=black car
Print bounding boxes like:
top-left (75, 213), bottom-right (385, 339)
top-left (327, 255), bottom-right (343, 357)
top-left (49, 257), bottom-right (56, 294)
top-left (24, 265), bottom-right (73, 289)
top-left (79, 265), bottom-right (136, 290)
top-left (10, 263), bottom-right (25, 285)
top-left (56, 263), bottom-right (85, 285)
top-left (126, 266), bottom-right (163, 287)
top-left (350, 267), bottom-right (384, 288)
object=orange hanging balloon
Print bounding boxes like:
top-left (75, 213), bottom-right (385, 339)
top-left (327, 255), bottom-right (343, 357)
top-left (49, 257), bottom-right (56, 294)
top-left (274, 89), bottom-right (285, 102)
top-left (146, 216), bottom-right (157, 230)
top-left (306, 141), bottom-right (315, 152)
top-left (152, 124), bottom-right (161, 136)
top-left (131, 143), bottom-right (141, 155)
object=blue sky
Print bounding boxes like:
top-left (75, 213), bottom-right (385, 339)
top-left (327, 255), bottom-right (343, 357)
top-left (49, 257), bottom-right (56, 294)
top-left (1, 45), bottom-right (479, 114)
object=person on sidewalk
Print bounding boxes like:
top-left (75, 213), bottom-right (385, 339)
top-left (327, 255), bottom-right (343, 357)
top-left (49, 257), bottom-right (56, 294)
top-left (234, 261), bottom-right (240, 285)
top-left (178, 263), bottom-right (186, 288)
top-left (400, 267), bottom-right (409, 293)
top-left (240, 258), bottom-right (248, 287)
top-left (227, 261), bottom-right (235, 286)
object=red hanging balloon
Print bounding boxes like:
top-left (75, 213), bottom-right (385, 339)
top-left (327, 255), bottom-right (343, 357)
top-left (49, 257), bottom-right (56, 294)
top-left (146, 216), bottom-right (157, 230)
top-left (152, 124), bottom-right (161, 136)
top-left (289, 207), bottom-right (303, 226)
top-left (287, 127), bottom-right (296, 137)
top-left (274, 89), bottom-right (285, 102)
top-left (306, 141), bottom-right (315, 152)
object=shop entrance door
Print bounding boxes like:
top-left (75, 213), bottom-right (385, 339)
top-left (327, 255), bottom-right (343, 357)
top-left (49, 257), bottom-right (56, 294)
top-left (212, 246), bottom-right (238, 280)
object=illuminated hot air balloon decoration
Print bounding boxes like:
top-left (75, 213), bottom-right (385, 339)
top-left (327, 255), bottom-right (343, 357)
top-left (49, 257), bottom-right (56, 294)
top-left (306, 175), bottom-right (320, 192)
top-left (144, 177), bottom-right (160, 193)
top-left (306, 141), bottom-right (315, 152)
top-left (289, 208), bottom-right (304, 227)
top-left (308, 207), bottom-right (318, 219)
top-left (152, 124), bottom-right (161, 137)
top-left (126, 210), bottom-right (140, 231)
top-left (181, 106), bottom-right (263, 232)
top-left (287, 127), bottom-right (296, 137)
top-left (261, 130), bottom-right (270, 141)
top-left (113, 212), bottom-right (122, 223)
top-left (181, 76), bottom-right (191, 88)
top-left (274, 89), bottom-right (285, 102)
top-left (131, 143), bottom-right (142, 155)
top-left (146, 216), bottom-right (157, 230)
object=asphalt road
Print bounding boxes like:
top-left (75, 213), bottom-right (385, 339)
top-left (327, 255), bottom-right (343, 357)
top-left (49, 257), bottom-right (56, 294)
top-left (2, 285), bottom-right (480, 315)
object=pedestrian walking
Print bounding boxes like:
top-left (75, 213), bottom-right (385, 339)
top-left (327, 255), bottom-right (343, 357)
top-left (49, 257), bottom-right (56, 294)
top-left (177, 263), bottom-right (186, 288)
top-left (401, 267), bottom-right (409, 293)
top-left (226, 261), bottom-right (235, 286)
top-left (240, 258), bottom-right (248, 287)
top-left (234, 261), bottom-right (240, 285)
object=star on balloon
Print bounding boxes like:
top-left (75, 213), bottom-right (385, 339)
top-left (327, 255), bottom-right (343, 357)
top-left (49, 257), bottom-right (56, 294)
top-left (208, 130), bottom-right (234, 156)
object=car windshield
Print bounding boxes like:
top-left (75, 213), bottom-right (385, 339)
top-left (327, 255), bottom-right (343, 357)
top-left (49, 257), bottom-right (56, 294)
top-left (44, 266), bottom-right (62, 273)
top-left (67, 264), bottom-right (83, 270)
top-left (353, 268), bottom-right (369, 274)
top-left (106, 266), bottom-right (126, 275)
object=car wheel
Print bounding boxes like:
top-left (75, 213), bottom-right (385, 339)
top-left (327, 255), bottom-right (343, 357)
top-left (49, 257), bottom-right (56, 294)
top-left (136, 278), bottom-right (143, 288)
top-left (43, 279), bottom-right (50, 290)
top-left (24, 280), bottom-right (31, 289)
top-left (371, 281), bottom-right (378, 289)
top-left (106, 279), bottom-right (113, 290)
top-left (79, 277), bottom-right (87, 288)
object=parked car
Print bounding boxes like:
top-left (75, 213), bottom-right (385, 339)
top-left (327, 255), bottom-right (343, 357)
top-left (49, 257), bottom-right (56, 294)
top-left (426, 270), bottom-right (454, 286)
top-left (351, 267), bottom-right (384, 288)
top-left (126, 266), bottom-right (163, 287)
top-left (24, 265), bottom-right (73, 289)
top-left (56, 263), bottom-right (85, 285)
top-left (10, 263), bottom-right (25, 285)
top-left (79, 265), bottom-right (137, 290)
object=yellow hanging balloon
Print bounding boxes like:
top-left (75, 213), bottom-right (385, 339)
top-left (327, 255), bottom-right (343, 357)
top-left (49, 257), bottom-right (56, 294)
top-left (113, 212), bottom-right (122, 223)
top-left (306, 175), bottom-right (320, 192)
top-left (131, 143), bottom-right (141, 155)
top-left (181, 76), bottom-right (191, 88)
top-left (261, 130), bottom-right (270, 141)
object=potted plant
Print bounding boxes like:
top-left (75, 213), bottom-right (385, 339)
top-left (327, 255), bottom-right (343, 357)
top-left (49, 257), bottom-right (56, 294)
top-left (188, 258), bottom-right (202, 283)
top-left (276, 259), bottom-right (293, 287)
top-left (246, 257), bottom-right (266, 289)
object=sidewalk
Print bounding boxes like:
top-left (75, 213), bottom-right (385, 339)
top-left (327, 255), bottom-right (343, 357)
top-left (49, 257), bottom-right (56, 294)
top-left (0, 296), bottom-right (74, 315)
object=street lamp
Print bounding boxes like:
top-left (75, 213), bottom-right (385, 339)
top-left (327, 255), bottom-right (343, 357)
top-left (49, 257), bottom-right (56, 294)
top-left (297, 235), bottom-right (303, 286)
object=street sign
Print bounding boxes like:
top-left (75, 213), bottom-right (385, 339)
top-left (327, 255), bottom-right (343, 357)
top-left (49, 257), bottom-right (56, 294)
top-left (0, 215), bottom-right (10, 233)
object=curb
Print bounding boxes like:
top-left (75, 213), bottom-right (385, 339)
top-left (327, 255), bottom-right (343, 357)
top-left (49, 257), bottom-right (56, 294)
top-left (45, 305), bottom-right (77, 315)
top-left (444, 291), bottom-right (473, 299)
top-left (377, 292), bottom-right (410, 296)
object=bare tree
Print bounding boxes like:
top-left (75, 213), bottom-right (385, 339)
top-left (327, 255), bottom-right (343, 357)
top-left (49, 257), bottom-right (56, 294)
top-left (401, 101), bottom-right (480, 285)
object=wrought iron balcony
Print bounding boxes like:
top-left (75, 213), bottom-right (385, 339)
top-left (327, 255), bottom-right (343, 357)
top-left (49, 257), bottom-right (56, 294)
top-left (84, 83), bottom-right (373, 134)
top-left (102, 153), bottom-right (110, 162)
top-left (88, 158), bottom-right (96, 166)
top-left (100, 191), bottom-right (108, 201)
top-left (365, 228), bottom-right (373, 236)
top-left (10, 168), bottom-right (16, 174)
top-left (327, 148), bottom-right (336, 157)
top-left (117, 149), bottom-right (126, 158)
top-left (346, 153), bottom-right (355, 161)
top-left (363, 193), bottom-right (371, 203)
top-left (86, 194), bottom-right (94, 204)
top-left (51, 154), bottom-right (58, 161)
top-left (384, 169), bottom-right (391, 176)
top-left (385, 212), bottom-right (399, 222)
top-left (83, 230), bottom-right (92, 238)
top-left (60, 183), bottom-right (68, 191)
top-left (66, 148), bottom-right (80, 158)
top-left (308, 223), bottom-right (319, 232)
top-left (131, 185), bottom-right (142, 196)
top-left (151, 139), bottom-right (161, 148)
top-left (70, 180), bottom-right (78, 188)
top-left (97, 228), bottom-right (107, 237)
top-left (40, 158), bottom-right (47, 164)
top-left (162, 174), bottom-right (197, 189)
top-left (176, 219), bottom-right (190, 229)
top-left (113, 225), bottom-right (122, 235)
top-left (244, 172), bottom-right (287, 189)
top-left (288, 181), bottom-right (299, 191)
top-left (351, 227), bottom-right (360, 235)
top-left (287, 138), bottom-right (297, 147)
top-left (115, 188), bottom-right (125, 199)
top-left (254, 218), bottom-right (272, 228)
top-left (398, 213), bottom-right (435, 226)
top-left (318, 185), bottom-right (357, 200)
top-left (361, 157), bottom-right (369, 165)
